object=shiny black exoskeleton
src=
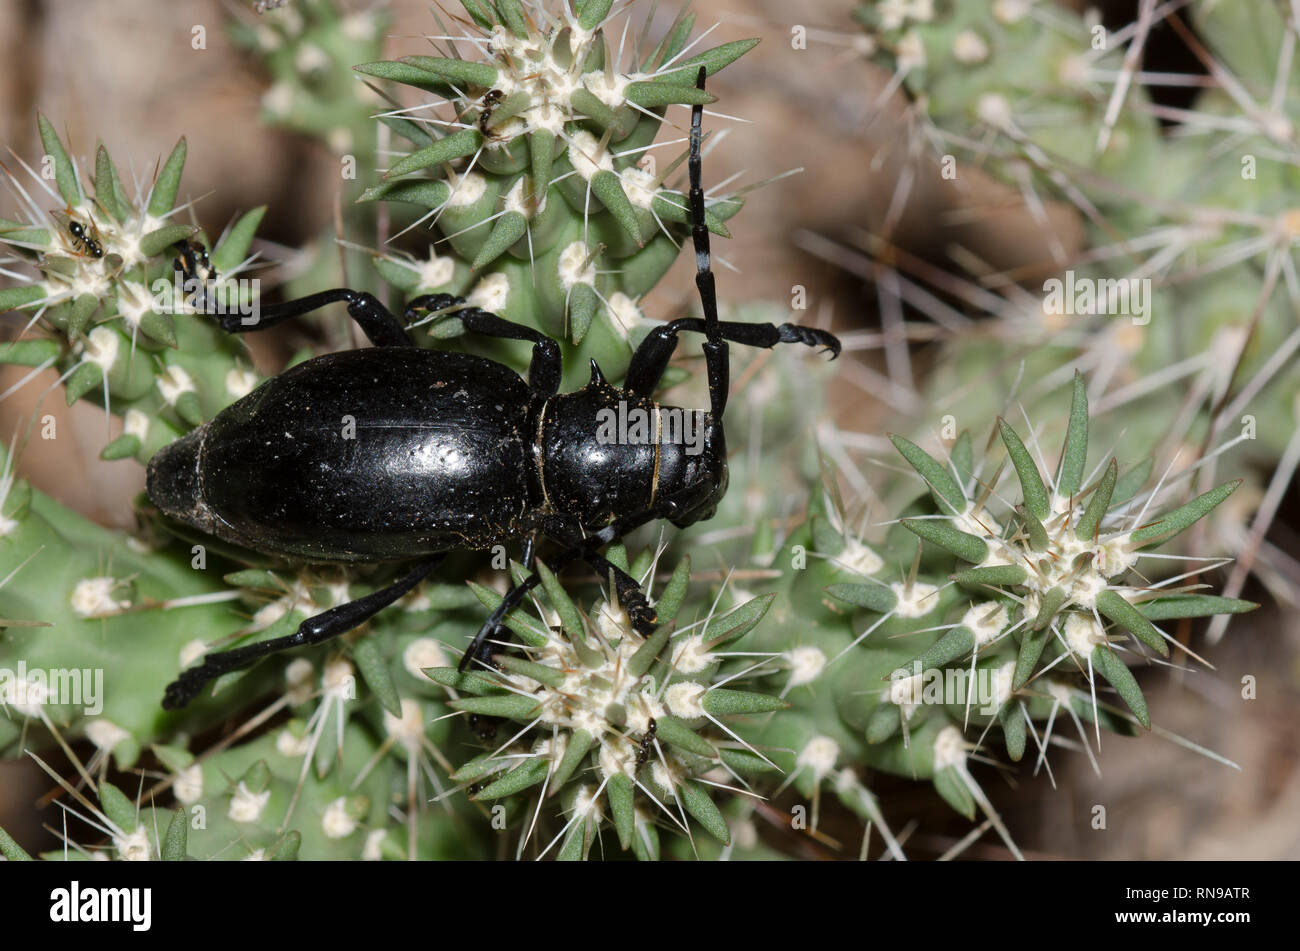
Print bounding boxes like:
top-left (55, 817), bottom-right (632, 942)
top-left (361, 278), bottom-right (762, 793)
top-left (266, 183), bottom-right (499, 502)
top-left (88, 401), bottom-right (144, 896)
top-left (152, 70), bottom-right (840, 710)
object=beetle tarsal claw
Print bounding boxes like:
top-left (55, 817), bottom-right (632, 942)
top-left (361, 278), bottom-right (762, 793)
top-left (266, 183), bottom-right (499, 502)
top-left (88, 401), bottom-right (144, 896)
top-left (162, 668), bottom-right (205, 710)
top-left (777, 323), bottom-right (842, 359)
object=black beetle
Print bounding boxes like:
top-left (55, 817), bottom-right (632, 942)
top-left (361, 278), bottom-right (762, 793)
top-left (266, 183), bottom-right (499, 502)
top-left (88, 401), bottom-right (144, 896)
top-left (151, 69), bottom-right (840, 710)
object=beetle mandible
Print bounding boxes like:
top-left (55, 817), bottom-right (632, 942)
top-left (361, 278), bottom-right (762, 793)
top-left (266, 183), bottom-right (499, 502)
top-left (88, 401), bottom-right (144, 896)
top-left (151, 68), bottom-right (840, 710)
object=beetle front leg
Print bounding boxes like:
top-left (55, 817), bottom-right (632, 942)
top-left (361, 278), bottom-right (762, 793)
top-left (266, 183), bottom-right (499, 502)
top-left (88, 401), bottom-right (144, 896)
top-left (540, 516), bottom-right (658, 635)
top-left (455, 548), bottom-right (655, 675)
top-left (162, 557), bottom-right (443, 709)
top-left (458, 570), bottom-right (548, 673)
top-left (623, 317), bottom-right (840, 416)
top-left (230, 289), bottom-right (414, 347)
top-left (464, 533), bottom-right (534, 738)
top-left (457, 535), bottom-right (548, 674)
top-left (405, 294), bottom-right (561, 399)
top-left (170, 244), bottom-right (413, 348)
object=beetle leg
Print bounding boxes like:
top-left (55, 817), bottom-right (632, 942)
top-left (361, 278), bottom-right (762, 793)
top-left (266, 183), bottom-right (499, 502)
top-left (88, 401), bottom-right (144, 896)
top-left (457, 535), bottom-right (549, 675)
top-left (457, 570), bottom-right (549, 674)
top-left (456, 521), bottom-right (662, 675)
top-left (170, 242), bottom-right (414, 347)
top-left (162, 557), bottom-right (443, 710)
top-left (455, 534), bottom-right (536, 673)
top-left (628, 318), bottom-right (840, 380)
top-left (584, 552), bottom-right (658, 637)
top-left (537, 516), bottom-right (659, 636)
top-left (405, 294), bottom-right (561, 399)
top-left (224, 289), bottom-right (414, 347)
top-left (455, 547), bottom-right (656, 676)
top-left (623, 317), bottom-right (840, 417)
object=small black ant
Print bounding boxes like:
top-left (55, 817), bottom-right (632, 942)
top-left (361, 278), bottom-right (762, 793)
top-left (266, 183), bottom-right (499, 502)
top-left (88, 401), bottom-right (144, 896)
top-left (171, 239), bottom-right (217, 311)
top-left (469, 713), bottom-right (500, 742)
top-left (635, 718), bottom-right (657, 768)
top-left (53, 210), bottom-right (104, 259)
top-left (172, 239), bottom-right (214, 283)
top-left (478, 89), bottom-right (506, 139)
top-left (69, 221), bottom-right (103, 258)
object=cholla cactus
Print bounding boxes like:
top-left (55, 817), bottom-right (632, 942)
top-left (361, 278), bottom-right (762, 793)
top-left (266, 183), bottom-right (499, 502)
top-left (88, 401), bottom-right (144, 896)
top-left (852, 0), bottom-right (1160, 185)
top-left (810, 0), bottom-right (1300, 625)
top-left (354, 0), bottom-right (754, 378)
top-left (427, 550), bottom-right (784, 859)
top-left (0, 0), bottom-right (1274, 863)
top-left (0, 122), bottom-right (267, 462)
top-left (229, 0), bottom-right (389, 159)
top-left (767, 372), bottom-right (1257, 852)
top-left (882, 373), bottom-right (1250, 725)
top-left (0, 0), bottom-right (774, 862)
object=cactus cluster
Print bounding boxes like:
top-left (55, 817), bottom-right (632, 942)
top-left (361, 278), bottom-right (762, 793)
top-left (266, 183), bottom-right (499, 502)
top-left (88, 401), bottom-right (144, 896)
top-left (685, 370), bottom-right (1252, 859)
top-left (427, 550), bottom-right (788, 859)
top-left (353, 0), bottom-right (753, 383)
top-left (229, 0), bottom-right (389, 160)
top-left (0, 124), bottom-right (267, 463)
top-left (826, 0), bottom-right (1300, 624)
top-left (852, 0), bottom-right (1160, 186)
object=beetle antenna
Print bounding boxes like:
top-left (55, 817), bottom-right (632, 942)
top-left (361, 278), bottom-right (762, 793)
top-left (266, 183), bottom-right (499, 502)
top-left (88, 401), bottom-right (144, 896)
top-left (689, 66), bottom-right (719, 345)
top-left (690, 66), bottom-right (731, 419)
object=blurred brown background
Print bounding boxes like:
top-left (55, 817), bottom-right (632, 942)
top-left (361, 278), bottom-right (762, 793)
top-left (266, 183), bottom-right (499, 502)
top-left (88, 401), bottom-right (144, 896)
top-left (0, 0), bottom-right (1295, 859)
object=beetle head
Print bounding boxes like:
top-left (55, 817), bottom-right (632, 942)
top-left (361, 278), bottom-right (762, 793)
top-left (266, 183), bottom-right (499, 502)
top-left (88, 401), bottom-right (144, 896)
top-left (653, 407), bottom-right (728, 528)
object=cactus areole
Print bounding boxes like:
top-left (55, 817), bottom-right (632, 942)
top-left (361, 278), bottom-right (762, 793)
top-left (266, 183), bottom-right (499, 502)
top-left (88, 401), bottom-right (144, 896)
top-left (148, 71), bottom-right (841, 711)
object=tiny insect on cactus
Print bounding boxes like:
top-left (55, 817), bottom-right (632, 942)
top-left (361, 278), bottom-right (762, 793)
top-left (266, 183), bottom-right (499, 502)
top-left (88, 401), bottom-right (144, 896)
top-left (0, 121), bottom-right (269, 462)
